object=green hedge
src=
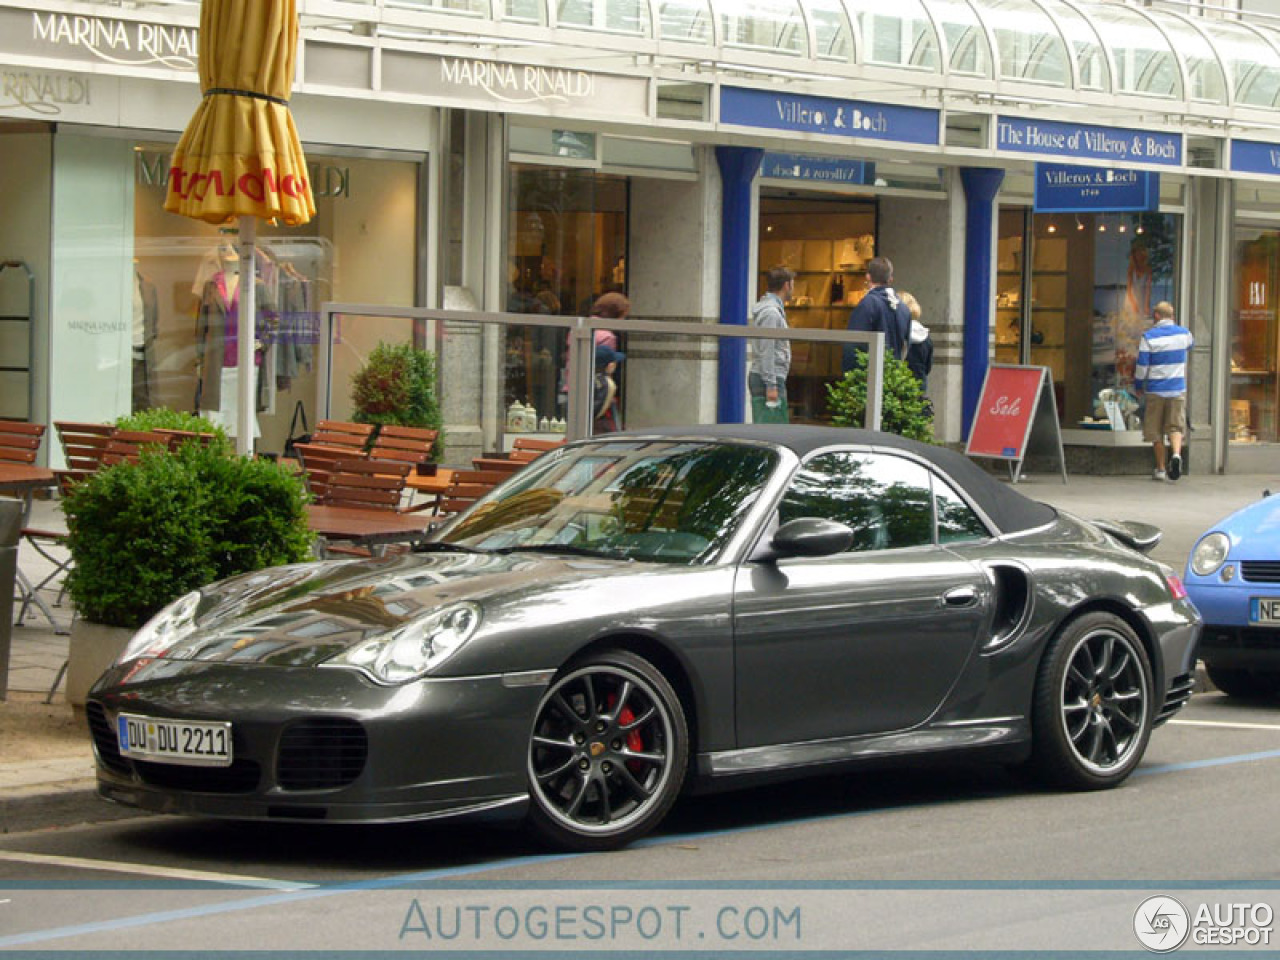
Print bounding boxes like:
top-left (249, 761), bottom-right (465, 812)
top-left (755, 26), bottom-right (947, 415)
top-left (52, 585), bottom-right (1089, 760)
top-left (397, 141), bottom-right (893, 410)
top-left (114, 408), bottom-right (229, 446)
top-left (64, 442), bottom-right (314, 629)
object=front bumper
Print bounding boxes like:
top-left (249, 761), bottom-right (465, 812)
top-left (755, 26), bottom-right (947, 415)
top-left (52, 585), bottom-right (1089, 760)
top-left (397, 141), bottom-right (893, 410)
top-left (1197, 626), bottom-right (1280, 671)
top-left (1184, 580), bottom-right (1279, 630)
top-left (87, 659), bottom-right (543, 824)
top-left (1185, 581), bottom-right (1280, 670)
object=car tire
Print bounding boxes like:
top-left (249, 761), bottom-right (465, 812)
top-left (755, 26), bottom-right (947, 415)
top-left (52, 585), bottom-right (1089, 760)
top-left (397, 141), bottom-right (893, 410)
top-left (1030, 612), bottom-right (1153, 790)
top-left (1204, 664), bottom-right (1280, 701)
top-left (526, 649), bottom-right (688, 851)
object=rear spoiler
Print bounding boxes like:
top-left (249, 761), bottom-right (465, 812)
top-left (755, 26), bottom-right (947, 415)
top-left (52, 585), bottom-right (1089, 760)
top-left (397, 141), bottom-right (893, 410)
top-left (1093, 519), bottom-right (1162, 555)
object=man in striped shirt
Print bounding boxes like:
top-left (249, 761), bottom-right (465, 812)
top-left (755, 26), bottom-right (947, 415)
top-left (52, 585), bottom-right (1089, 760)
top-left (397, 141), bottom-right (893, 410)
top-left (1134, 301), bottom-right (1194, 482)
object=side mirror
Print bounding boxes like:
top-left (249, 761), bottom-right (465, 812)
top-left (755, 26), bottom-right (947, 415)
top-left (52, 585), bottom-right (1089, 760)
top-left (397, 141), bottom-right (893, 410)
top-left (768, 517), bottom-right (853, 560)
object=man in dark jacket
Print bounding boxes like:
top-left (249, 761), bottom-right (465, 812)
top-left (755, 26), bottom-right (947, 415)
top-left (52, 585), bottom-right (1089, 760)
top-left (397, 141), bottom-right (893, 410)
top-left (842, 256), bottom-right (911, 373)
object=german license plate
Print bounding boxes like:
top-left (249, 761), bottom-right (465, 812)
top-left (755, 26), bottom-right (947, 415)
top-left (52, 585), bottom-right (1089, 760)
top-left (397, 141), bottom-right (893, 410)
top-left (1250, 597), bottom-right (1280, 625)
top-left (116, 713), bottom-right (232, 767)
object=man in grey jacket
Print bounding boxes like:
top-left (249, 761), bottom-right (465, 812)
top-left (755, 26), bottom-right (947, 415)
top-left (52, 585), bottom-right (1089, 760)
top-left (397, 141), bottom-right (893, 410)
top-left (748, 266), bottom-right (794, 424)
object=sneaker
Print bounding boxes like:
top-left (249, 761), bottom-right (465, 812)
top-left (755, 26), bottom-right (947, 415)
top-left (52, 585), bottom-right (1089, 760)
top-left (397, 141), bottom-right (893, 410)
top-left (1153, 469), bottom-right (1167, 481)
top-left (1168, 454), bottom-right (1182, 482)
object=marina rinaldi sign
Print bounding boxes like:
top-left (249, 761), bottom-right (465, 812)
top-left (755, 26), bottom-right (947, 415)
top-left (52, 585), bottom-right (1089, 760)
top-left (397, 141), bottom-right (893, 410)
top-left (721, 86), bottom-right (939, 146)
top-left (1, 7), bottom-right (196, 70)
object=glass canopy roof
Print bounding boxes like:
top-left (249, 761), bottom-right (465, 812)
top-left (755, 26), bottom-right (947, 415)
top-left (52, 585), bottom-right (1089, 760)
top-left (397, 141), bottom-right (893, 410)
top-left (82, 0), bottom-right (1280, 111)
top-left (421, 0), bottom-right (1280, 109)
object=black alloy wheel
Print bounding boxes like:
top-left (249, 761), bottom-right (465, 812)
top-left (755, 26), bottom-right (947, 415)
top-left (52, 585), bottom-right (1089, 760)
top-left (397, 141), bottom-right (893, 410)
top-left (1031, 612), bottom-right (1153, 790)
top-left (527, 649), bottom-right (688, 851)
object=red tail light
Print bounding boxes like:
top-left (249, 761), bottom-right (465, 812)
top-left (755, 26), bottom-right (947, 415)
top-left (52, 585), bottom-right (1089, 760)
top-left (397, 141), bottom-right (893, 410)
top-left (1166, 574), bottom-right (1188, 600)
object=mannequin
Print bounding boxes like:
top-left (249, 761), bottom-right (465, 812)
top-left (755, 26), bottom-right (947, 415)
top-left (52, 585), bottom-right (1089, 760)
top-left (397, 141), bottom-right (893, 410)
top-left (195, 258), bottom-right (263, 438)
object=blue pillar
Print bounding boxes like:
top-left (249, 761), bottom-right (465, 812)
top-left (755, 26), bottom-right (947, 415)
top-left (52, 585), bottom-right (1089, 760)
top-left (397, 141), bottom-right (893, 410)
top-left (960, 167), bottom-right (1005, 438)
top-left (715, 146), bottom-right (763, 423)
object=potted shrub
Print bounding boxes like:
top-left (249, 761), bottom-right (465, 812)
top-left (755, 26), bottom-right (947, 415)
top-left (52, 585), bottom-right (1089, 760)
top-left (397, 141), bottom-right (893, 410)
top-left (62, 441), bottom-right (314, 709)
top-left (350, 341), bottom-right (444, 459)
top-left (826, 350), bottom-right (935, 443)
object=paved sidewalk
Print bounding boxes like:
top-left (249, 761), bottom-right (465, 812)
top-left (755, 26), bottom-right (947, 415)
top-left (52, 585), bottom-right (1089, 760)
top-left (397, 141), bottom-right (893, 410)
top-left (1, 465), bottom-right (1277, 832)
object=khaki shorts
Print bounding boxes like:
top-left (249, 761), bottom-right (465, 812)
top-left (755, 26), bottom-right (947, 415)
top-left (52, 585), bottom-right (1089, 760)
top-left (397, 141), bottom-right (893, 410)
top-left (1143, 394), bottom-right (1187, 443)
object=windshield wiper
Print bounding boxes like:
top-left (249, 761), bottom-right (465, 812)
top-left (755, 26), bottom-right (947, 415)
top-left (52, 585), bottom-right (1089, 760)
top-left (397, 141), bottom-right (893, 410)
top-left (413, 541), bottom-right (488, 555)
top-left (489, 543), bottom-right (632, 561)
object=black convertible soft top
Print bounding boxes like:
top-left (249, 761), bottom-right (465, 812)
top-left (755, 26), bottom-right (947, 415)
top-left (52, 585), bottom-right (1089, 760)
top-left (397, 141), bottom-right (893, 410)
top-left (600, 424), bottom-right (1058, 537)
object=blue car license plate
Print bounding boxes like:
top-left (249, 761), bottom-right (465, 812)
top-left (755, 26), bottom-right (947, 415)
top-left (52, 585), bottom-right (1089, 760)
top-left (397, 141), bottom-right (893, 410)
top-left (1250, 597), bottom-right (1280, 625)
top-left (116, 713), bottom-right (233, 767)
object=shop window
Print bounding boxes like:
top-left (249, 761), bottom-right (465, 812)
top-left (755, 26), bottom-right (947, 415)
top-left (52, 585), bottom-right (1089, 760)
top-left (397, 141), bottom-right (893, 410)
top-left (1231, 231), bottom-right (1280, 444)
top-left (507, 166), bottom-right (628, 428)
top-left (997, 208), bottom-right (1179, 429)
top-left (132, 144), bottom-right (421, 456)
top-left (758, 193), bottom-right (877, 424)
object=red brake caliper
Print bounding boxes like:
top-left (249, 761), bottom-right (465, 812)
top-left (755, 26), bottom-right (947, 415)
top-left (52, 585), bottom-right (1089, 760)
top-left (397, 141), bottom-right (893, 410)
top-left (608, 694), bottom-right (645, 775)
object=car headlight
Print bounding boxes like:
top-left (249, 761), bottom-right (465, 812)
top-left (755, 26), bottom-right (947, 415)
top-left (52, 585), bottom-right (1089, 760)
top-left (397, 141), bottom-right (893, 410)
top-left (324, 602), bottom-right (482, 684)
top-left (1190, 532), bottom-right (1230, 577)
top-left (116, 590), bottom-right (203, 665)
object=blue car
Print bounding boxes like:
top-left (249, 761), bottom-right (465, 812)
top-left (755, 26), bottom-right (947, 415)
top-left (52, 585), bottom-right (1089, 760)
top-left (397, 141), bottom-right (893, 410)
top-left (1185, 492), bottom-right (1280, 700)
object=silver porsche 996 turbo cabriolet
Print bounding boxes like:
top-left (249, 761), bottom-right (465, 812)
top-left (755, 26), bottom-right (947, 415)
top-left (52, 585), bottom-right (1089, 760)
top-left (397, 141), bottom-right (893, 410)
top-left (88, 425), bottom-right (1200, 850)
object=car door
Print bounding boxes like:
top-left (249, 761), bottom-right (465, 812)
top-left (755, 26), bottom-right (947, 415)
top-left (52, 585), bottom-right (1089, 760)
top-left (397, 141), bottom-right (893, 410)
top-left (733, 449), bottom-right (992, 749)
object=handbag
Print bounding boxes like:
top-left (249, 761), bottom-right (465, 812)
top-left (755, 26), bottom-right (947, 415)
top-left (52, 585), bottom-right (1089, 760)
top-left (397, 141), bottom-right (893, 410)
top-left (283, 400), bottom-right (311, 458)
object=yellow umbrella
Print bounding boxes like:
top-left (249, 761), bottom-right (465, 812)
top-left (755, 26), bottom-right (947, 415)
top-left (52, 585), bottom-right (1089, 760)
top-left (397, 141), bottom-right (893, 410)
top-left (165, 0), bottom-right (315, 453)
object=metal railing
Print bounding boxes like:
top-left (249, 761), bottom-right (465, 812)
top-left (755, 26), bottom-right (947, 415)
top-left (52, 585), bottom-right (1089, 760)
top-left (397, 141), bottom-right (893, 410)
top-left (318, 304), bottom-right (886, 444)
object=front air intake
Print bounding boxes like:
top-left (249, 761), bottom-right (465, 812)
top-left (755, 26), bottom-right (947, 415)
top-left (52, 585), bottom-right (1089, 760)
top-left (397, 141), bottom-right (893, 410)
top-left (276, 717), bottom-right (368, 791)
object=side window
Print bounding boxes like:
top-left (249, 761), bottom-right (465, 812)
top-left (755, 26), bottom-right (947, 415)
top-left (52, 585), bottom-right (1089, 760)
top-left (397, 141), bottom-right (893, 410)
top-left (778, 451), bottom-right (934, 552)
top-left (933, 475), bottom-right (991, 544)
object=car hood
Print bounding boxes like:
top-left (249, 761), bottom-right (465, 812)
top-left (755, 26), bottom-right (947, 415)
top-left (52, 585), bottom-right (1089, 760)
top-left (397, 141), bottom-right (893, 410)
top-left (155, 549), bottom-right (638, 668)
top-left (1200, 493), bottom-right (1280, 558)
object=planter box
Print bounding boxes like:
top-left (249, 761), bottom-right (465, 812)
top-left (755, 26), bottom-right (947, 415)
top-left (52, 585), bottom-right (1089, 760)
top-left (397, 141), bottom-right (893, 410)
top-left (67, 619), bottom-right (133, 712)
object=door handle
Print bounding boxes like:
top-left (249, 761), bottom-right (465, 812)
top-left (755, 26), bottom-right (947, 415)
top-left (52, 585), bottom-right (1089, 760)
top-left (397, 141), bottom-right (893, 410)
top-left (942, 586), bottom-right (978, 608)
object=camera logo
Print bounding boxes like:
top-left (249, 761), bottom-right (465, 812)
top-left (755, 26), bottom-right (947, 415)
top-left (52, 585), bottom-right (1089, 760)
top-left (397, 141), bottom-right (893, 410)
top-left (1134, 896), bottom-right (1190, 952)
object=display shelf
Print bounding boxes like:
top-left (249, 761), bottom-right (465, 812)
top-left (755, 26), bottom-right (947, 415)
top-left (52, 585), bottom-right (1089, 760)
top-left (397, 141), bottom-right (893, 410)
top-left (1060, 429), bottom-right (1147, 447)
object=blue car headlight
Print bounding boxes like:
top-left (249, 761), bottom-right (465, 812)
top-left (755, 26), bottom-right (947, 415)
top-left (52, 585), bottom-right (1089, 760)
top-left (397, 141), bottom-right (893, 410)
top-left (1190, 533), bottom-right (1230, 577)
top-left (116, 590), bottom-right (203, 665)
top-left (323, 602), bottom-right (482, 684)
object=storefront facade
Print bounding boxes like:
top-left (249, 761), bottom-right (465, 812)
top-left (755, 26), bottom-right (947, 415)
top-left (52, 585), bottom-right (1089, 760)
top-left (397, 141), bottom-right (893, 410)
top-left (5, 0), bottom-right (1280, 473)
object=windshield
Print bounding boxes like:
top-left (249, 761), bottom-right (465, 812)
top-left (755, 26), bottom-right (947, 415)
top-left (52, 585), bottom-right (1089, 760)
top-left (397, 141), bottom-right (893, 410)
top-left (438, 439), bottom-right (777, 563)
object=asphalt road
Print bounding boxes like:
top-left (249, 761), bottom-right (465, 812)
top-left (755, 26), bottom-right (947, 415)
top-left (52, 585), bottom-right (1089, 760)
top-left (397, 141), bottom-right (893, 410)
top-left (1, 689), bottom-right (1278, 952)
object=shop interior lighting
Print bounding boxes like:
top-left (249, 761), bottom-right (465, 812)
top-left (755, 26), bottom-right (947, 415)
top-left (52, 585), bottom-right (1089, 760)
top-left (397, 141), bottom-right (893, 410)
top-left (1118, 223), bottom-right (1126, 232)
top-left (1098, 222), bottom-right (1107, 232)
top-left (1046, 220), bottom-right (1057, 233)
top-left (1075, 216), bottom-right (1085, 231)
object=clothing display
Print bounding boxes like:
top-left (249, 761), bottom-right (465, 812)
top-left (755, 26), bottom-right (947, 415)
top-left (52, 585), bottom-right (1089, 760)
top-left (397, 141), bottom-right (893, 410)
top-left (193, 241), bottom-right (321, 426)
top-left (132, 270), bottom-right (159, 412)
top-left (194, 265), bottom-right (272, 420)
